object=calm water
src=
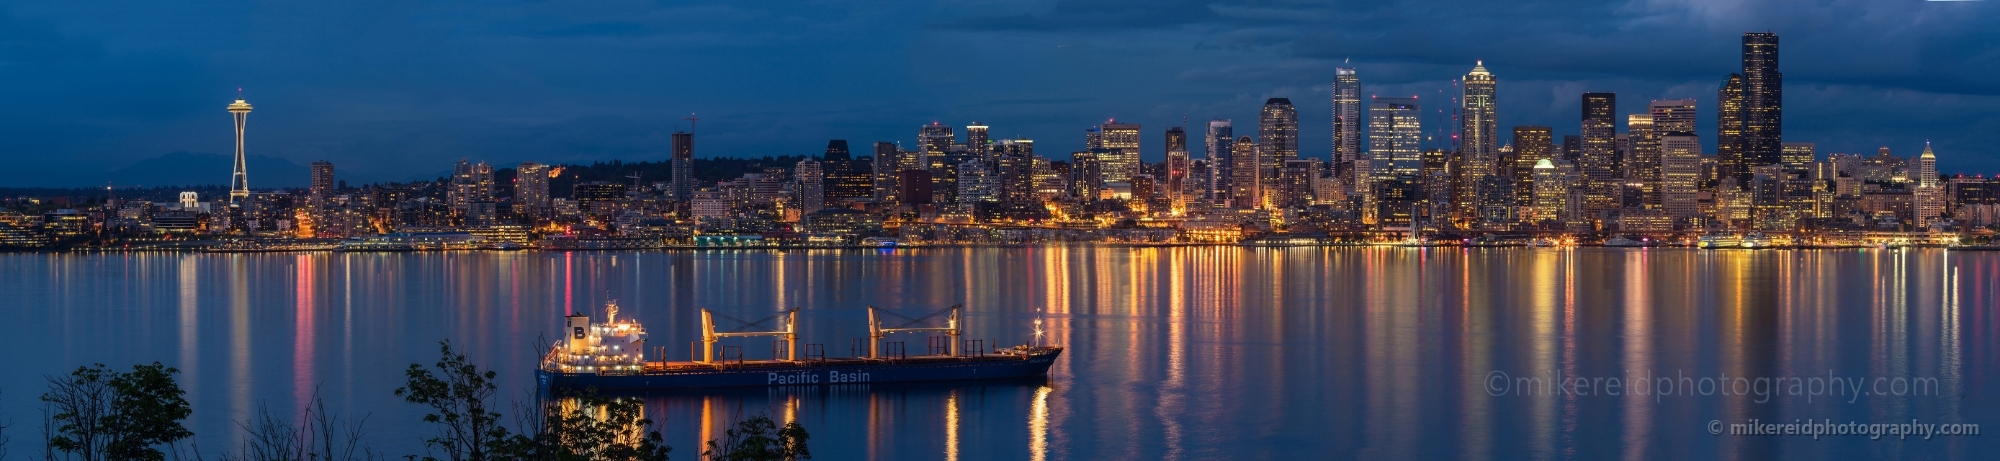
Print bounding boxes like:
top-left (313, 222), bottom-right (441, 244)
top-left (3, 248), bottom-right (1995, 460)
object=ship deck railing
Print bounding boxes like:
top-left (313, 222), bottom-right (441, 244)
top-left (640, 349), bottom-right (1052, 373)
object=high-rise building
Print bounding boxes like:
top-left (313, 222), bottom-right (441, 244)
top-left (310, 161), bottom-right (334, 197)
top-left (822, 140), bottom-right (873, 206)
top-left (671, 131), bottom-right (694, 200)
top-left (1206, 119), bottom-right (1234, 205)
top-left (1511, 126), bottom-right (1553, 207)
top-left (966, 122), bottom-right (991, 162)
top-left (227, 97), bottom-right (253, 205)
top-left (449, 160), bottom-right (495, 213)
top-left (957, 158), bottom-right (999, 210)
top-left (1259, 97), bottom-right (1299, 171)
top-left (1916, 143), bottom-right (1942, 226)
top-left (1164, 127), bottom-right (1189, 213)
top-left (1369, 97), bottom-right (1422, 181)
top-left (1720, 32), bottom-right (1783, 187)
top-left (919, 122), bottom-right (954, 168)
top-left (1460, 62), bottom-right (1499, 214)
top-left (1332, 68), bottom-right (1363, 185)
top-left (1531, 158), bottom-right (1573, 223)
top-left (793, 159), bottom-right (824, 215)
top-left (995, 138), bottom-right (1037, 208)
top-left (1579, 92), bottom-right (1619, 215)
top-left (515, 162), bottom-right (551, 219)
top-left (1626, 114), bottom-right (1657, 206)
top-left (872, 142), bottom-right (902, 204)
top-left (1069, 150), bottom-right (1104, 199)
top-left (1229, 136), bottom-right (1261, 209)
top-left (1660, 133), bottom-right (1702, 221)
top-left (1781, 142), bottom-right (1815, 167)
top-left (1100, 121), bottom-right (1141, 184)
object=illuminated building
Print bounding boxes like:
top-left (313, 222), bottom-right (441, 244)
top-left (1259, 99), bottom-right (1299, 198)
top-left (1163, 127), bottom-right (1189, 213)
top-left (1069, 150), bottom-right (1104, 199)
top-left (515, 162), bottom-right (551, 219)
top-left (1579, 92), bottom-right (1618, 215)
top-left (1660, 133), bottom-right (1702, 221)
top-left (1510, 126), bottom-right (1552, 207)
top-left (1369, 97), bottom-right (1421, 181)
top-left (919, 122), bottom-right (954, 167)
top-left (449, 160), bottom-right (495, 214)
top-left (1626, 114), bottom-right (1656, 206)
top-left (1719, 32), bottom-right (1782, 187)
top-left (1781, 142), bottom-right (1815, 167)
top-left (1532, 159), bottom-right (1574, 223)
top-left (1229, 136), bottom-right (1260, 209)
top-left (1277, 159), bottom-right (1319, 209)
top-left (957, 158), bottom-right (999, 210)
top-left (1459, 62), bottom-right (1498, 213)
top-left (821, 140), bottom-right (874, 206)
top-left (310, 161), bottom-right (334, 197)
top-left (794, 159), bottom-right (824, 215)
top-left (1100, 121), bottom-right (1141, 184)
top-left (966, 122), bottom-right (990, 162)
top-left (995, 138), bottom-right (1039, 209)
top-left (1916, 143), bottom-right (1941, 226)
top-left (1206, 119), bottom-right (1234, 205)
top-left (871, 142), bottom-right (903, 204)
top-left (1331, 68), bottom-right (1363, 186)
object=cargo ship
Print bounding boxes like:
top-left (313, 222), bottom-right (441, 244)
top-left (536, 302), bottom-right (1063, 390)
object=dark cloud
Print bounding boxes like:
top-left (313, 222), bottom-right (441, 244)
top-left (0, 0), bottom-right (1996, 187)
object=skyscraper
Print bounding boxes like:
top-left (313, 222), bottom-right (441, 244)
top-left (966, 122), bottom-right (991, 162)
top-left (1369, 97), bottom-right (1421, 181)
top-left (1660, 133), bottom-right (1702, 220)
top-left (1259, 99), bottom-right (1298, 207)
top-left (918, 122), bottom-right (954, 168)
top-left (1206, 119), bottom-right (1234, 205)
top-left (449, 160), bottom-right (495, 213)
top-left (227, 97), bottom-right (253, 205)
top-left (1164, 126), bottom-right (1189, 213)
top-left (794, 159), bottom-right (824, 215)
top-left (1459, 62), bottom-right (1499, 213)
top-left (1332, 68), bottom-right (1363, 184)
top-left (1100, 121), bottom-right (1141, 184)
top-left (821, 140), bottom-right (873, 206)
top-left (1720, 32), bottom-right (1782, 186)
top-left (1626, 114), bottom-right (1657, 206)
top-left (995, 138), bottom-right (1037, 209)
top-left (310, 160), bottom-right (334, 197)
top-left (1916, 143), bottom-right (1941, 226)
top-left (1511, 126), bottom-right (1553, 206)
top-left (671, 131), bottom-right (694, 200)
top-left (1579, 92), bottom-right (1619, 214)
top-left (1229, 136), bottom-right (1261, 209)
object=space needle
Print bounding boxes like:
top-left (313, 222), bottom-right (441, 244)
top-left (228, 93), bottom-right (253, 205)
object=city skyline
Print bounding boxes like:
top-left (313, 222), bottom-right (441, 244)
top-left (1, 1), bottom-right (1997, 187)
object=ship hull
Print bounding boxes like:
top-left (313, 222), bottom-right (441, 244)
top-left (539, 350), bottom-right (1062, 391)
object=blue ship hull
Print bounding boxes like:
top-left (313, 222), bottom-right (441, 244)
top-left (538, 349), bottom-right (1062, 391)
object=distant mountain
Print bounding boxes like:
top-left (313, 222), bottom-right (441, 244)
top-left (105, 151), bottom-right (314, 188)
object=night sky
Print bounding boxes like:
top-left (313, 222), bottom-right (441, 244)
top-left (3, 1), bottom-right (1996, 187)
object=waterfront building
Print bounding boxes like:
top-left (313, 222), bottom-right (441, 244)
top-left (1332, 68), bottom-right (1363, 186)
top-left (515, 162), bottom-right (551, 219)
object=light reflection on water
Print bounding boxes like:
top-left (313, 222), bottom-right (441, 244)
top-left (1, 248), bottom-right (1994, 460)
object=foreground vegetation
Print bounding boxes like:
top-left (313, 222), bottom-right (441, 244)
top-left (20, 340), bottom-right (810, 461)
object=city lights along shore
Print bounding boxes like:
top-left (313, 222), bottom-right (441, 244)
top-left (537, 301), bottom-right (1064, 390)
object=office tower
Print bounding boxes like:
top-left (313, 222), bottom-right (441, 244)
top-left (966, 122), bottom-right (991, 162)
top-left (872, 142), bottom-right (902, 204)
top-left (514, 162), bottom-right (551, 218)
top-left (1229, 136), bottom-right (1261, 209)
top-left (1660, 133), bottom-right (1702, 221)
top-left (1561, 135), bottom-right (1581, 162)
top-left (1579, 92), bottom-right (1618, 214)
top-left (1370, 97), bottom-right (1422, 180)
top-left (1916, 143), bottom-right (1941, 226)
top-left (1626, 114), bottom-right (1657, 206)
top-left (1720, 32), bottom-right (1783, 186)
top-left (1207, 119), bottom-right (1234, 204)
top-left (1650, 99), bottom-right (1697, 134)
top-left (1259, 97), bottom-right (1299, 170)
top-left (1511, 126), bottom-right (1554, 207)
top-left (1332, 68), bottom-right (1363, 184)
top-left (310, 161), bottom-right (334, 197)
top-left (1531, 159), bottom-right (1572, 222)
top-left (1100, 121), bottom-right (1141, 183)
top-left (957, 158), bottom-right (999, 209)
top-left (1069, 150), bottom-right (1104, 199)
top-left (1460, 62), bottom-right (1499, 213)
top-left (1164, 126), bottom-right (1189, 213)
top-left (1781, 142), bottom-right (1815, 166)
top-left (995, 139), bottom-right (1037, 208)
top-left (1278, 159), bottom-right (1318, 209)
top-left (794, 159), bottom-right (824, 215)
top-left (919, 122), bottom-right (954, 167)
top-left (820, 140), bottom-right (873, 206)
top-left (227, 97), bottom-right (253, 204)
top-left (671, 131), bottom-right (694, 200)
